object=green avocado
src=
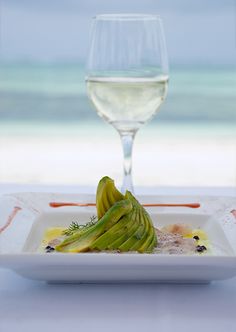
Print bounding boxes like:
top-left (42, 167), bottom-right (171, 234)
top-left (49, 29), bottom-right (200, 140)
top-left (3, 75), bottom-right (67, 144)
top-left (56, 199), bottom-right (132, 252)
top-left (128, 210), bottom-right (149, 251)
top-left (96, 176), bottom-right (124, 219)
top-left (56, 176), bottom-right (157, 253)
top-left (90, 215), bottom-right (130, 251)
top-left (110, 207), bottom-right (139, 250)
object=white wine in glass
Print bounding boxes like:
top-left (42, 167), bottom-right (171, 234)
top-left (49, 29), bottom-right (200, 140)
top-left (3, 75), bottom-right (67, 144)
top-left (86, 14), bottom-right (169, 192)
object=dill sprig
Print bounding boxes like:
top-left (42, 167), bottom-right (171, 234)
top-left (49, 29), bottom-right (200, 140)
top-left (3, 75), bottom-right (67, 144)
top-left (63, 216), bottom-right (98, 236)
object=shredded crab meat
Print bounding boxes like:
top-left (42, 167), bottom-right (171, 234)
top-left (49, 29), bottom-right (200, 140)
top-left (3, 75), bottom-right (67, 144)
top-left (161, 223), bottom-right (192, 236)
top-left (155, 228), bottom-right (196, 254)
top-left (48, 238), bottom-right (62, 247)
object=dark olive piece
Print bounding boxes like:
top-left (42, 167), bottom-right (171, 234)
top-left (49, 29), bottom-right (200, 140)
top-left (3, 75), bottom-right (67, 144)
top-left (193, 235), bottom-right (200, 241)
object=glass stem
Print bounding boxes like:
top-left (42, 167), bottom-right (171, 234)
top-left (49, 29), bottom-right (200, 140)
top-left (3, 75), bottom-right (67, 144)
top-left (120, 132), bottom-right (136, 194)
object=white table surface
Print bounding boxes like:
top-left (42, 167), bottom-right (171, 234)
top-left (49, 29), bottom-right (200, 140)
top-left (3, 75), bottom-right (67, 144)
top-left (1, 184), bottom-right (236, 332)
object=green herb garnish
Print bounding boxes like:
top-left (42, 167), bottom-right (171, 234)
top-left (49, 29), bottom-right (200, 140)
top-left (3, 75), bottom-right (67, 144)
top-left (63, 216), bottom-right (97, 236)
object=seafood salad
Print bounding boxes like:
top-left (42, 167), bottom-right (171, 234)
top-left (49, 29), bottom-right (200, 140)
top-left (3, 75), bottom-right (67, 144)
top-left (40, 176), bottom-right (209, 255)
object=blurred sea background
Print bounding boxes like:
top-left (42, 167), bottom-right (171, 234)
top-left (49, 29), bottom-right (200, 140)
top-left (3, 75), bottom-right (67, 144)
top-left (0, 0), bottom-right (235, 188)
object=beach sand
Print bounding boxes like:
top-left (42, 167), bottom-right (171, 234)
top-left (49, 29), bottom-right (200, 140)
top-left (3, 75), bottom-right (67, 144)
top-left (0, 123), bottom-right (235, 188)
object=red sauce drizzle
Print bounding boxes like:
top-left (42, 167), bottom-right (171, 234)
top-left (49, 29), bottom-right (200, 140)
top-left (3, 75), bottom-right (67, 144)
top-left (231, 209), bottom-right (236, 219)
top-left (0, 206), bottom-right (22, 234)
top-left (49, 202), bottom-right (200, 209)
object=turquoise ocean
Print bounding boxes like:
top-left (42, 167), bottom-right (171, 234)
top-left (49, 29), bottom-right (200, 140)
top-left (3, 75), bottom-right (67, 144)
top-left (0, 63), bottom-right (235, 187)
top-left (0, 63), bottom-right (235, 136)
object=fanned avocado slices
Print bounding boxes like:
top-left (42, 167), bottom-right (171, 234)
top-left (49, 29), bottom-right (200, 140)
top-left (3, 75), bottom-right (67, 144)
top-left (96, 176), bottom-right (125, 219)
top-left (56, 176), bottom-right (157, 253)
top-left (56, 199), bottom-right (132, 252)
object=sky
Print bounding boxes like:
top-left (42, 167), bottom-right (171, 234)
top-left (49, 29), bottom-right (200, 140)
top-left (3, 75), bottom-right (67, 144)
top-left (0, 0), bottom-right (235, 65)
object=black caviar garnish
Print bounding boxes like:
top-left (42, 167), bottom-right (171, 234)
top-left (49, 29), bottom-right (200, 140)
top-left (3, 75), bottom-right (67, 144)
top-left (45, 245), bottom-right (55, 253)
top-left (193, 235), bottom-right (200, 241)
top-left (196, 245), bottom-right (207, 253)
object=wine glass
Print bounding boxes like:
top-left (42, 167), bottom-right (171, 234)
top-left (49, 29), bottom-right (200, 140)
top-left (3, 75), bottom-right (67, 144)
top-left (86, 14), bottom-right (168, 193)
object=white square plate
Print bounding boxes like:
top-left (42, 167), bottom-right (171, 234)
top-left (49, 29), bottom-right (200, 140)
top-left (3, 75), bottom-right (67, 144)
top-left (0, 192), bottom-right (236, 283)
